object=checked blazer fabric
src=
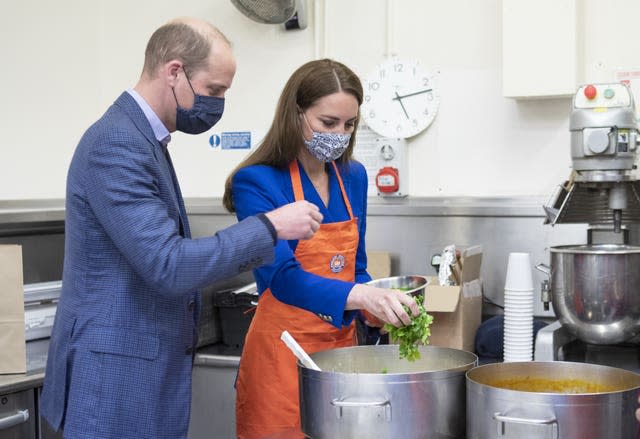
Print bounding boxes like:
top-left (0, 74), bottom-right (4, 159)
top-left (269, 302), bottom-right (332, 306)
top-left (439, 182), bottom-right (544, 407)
top-left (40, 92), bottom-right (275, 439)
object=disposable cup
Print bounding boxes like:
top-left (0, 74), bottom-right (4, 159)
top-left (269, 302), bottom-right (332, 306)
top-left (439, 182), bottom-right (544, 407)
top-left (504, 313), bottom-right (534, 320)
top-left (504, 303), bottom-right (534, 309)
top-left (504, 324), bottom-right (533, 331)
top-left (504, 294), bottom-right (534, 301)
top-left (504, 350), bottom-right (533, 357)
top-left (505, 343), bottom-right (532, 349)
top-left (504, 288), bottom-right (534, 295)
top-left (504, 304), bottom-right (534, 309)
top-left (504, 310), bottom-right (534, 316)
top-left (504, 313), bottom-right (534, 319)
top-left (504, 336), bottom-right (533, 343)
top-left (504, 324), bottom-right (533, 332)
top-left (504, 345), bottom-right (533, 353)
top-left (504, 301), bottom-right (534, 307)
top-left (504, 297), bottom-right (533, 302)
top-left (504, 351), bottom-right (533, 358)
top-left (504, 295), bottom-right (534, 301)
top-left (504, 327), bottom-right (533, 334)
top-left (504, 332), bottom-right (533, 338)
top-left (504, 306), bottom-right (534, 313)
top-left (504, 318), bottom-right (533, 325)
top-left (504, 306), bottom-right (534, 312)
top-left (504, 315), bottom-right (534, 321)
top-left (504, 344), bottom-right (532, 349)
top-left (504, 349), bottom-right (533, 354)
top-left (504, 327), bottom-right (532, 333)
top-left (504, 311), bottom-right (534, 317)
top-left (504, 252), bottom-right (534, 291)
top-left (504, 323), bottom-right (533, 330)
top-left (504, 349), bottom-right (533, 356)
top-left (504, 345), bottom-right (533, 355)
top-left (504, 356), bottom-right (532, 363)
top-left (504, 335), bottom-right (532, 342)
top-left (504, 297), bottom-right (534, 303)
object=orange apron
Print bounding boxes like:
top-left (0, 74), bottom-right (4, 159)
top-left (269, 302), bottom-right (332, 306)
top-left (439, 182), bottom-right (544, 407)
top-left (236, 161), bottom-right (359, 439)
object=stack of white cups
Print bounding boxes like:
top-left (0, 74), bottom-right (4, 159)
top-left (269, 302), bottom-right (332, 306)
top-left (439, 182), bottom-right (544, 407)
top-left (503, 252), bottom-right (534, 362)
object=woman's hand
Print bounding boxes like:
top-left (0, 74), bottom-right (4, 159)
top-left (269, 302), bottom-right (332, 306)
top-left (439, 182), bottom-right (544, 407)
top-left (636, 395), bottom-right (640, 422)
top-left (346, 284), bottom-right (420, 327)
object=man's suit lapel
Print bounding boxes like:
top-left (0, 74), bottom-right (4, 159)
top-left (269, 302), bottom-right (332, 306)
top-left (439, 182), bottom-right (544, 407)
top-left (113, 92), bottom-right (191, 238)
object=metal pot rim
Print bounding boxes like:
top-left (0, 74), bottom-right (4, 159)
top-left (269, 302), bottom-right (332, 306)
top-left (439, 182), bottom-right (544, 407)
top-left (466, 361), bottom-right (640, 395)
top-left (303, 345), bottom-right (478, 377)
top-left (550, 244), bottom-right (640, 254)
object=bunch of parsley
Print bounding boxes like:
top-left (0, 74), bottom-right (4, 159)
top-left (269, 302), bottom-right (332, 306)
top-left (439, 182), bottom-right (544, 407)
top-left (384, 297), bottom-right (434, 361)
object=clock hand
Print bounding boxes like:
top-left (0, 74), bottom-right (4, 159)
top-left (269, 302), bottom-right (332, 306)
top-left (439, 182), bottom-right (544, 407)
top-left (392, 88), bottom-right (433, 100)
top-left (394, 92), bottom-right (410, 120)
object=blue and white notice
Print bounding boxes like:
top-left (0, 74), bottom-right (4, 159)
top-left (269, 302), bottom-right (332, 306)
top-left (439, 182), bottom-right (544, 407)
top-left (209, 131), bottom-right (252, 150)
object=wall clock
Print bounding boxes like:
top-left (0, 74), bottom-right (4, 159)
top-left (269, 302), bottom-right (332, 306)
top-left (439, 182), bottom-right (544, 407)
top-left (361, 57), bottom-right (440, 138)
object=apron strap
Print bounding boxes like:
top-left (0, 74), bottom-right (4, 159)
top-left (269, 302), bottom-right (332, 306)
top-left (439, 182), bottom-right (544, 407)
top-left (288, 160), bottom-right (354, 220)
top-left (289, 161), bottom-right (306, 202)
top-left (331, 161), bottom-right (354, 220)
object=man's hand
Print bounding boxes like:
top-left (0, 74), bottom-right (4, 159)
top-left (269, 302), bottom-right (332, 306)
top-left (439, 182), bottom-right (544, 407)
top-left (265, 201), bottom-right (323, 240)
top-left (345, 284), bottom-right (421, 327)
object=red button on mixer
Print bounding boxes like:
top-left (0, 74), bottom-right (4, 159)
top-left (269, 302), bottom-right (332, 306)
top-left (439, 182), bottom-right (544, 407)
top-left (584, 84), bottom-right (597, 100)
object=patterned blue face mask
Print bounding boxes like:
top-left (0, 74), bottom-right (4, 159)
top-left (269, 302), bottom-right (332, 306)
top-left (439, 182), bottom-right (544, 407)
top-left (173, 68), bottom-right (225, 135)
top-left (303, 115), bottom-right (351, 162)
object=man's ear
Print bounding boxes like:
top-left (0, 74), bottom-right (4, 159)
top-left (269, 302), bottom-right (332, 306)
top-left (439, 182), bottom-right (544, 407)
top-left (165, 60), bottom-right (183, 87)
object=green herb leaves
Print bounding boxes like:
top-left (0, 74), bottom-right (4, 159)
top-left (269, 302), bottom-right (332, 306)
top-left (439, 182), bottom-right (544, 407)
top-left (384, 298), bottom-right (434, 361)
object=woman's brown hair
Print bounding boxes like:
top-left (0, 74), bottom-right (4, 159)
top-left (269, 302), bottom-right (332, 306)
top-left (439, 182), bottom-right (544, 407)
top-left (222, 59), bottom-right (363, 212)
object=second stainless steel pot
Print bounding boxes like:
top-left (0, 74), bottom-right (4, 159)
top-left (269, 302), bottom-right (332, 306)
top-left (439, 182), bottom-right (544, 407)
top-left (299, 345), bottom-right (477, 439)
top-left (545, 244), bottom-right (640, 344)
top-left (466, 361), bottom-right (640, 439)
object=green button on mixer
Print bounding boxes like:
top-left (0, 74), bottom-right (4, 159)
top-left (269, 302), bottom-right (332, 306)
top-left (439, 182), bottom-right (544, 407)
top-left (604, 88), bottom-right (615, 99)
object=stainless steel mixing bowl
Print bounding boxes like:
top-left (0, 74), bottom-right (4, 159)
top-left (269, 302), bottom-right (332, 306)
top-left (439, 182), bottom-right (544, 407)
top-left (545, 244), bottom-right (640, 344)
top-left (366, 275), bottom-right (429, 297)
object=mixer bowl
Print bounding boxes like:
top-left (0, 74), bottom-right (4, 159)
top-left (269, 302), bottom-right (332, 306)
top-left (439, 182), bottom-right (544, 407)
top-left (548, 244), bottom-right (640, 344)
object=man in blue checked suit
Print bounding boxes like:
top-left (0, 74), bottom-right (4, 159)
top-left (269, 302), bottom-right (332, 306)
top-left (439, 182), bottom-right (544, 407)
top-left (40, 17), bottom-right (322, 439)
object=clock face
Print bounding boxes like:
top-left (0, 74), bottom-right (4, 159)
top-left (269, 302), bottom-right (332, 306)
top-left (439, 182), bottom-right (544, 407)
top-left (361, 58), bottom-right (440, 138)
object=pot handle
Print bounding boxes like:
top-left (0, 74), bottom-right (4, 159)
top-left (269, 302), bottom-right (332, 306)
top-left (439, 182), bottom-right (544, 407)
top-left (493, 412), bottom-right (558, 438)
top-left (330, 397), bottom-right (391, 422)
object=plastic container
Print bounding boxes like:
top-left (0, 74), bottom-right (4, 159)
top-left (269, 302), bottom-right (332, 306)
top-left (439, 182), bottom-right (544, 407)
top-left (214, 283), bottom-right (258, 348)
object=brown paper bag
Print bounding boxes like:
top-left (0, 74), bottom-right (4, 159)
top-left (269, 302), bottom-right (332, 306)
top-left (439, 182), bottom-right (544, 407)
top-left (0, 245), bottom-right (26, 374)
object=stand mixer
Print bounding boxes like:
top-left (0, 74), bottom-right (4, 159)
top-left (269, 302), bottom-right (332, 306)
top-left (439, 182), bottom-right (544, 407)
top-left (535, 83), bottom-right (640, 371)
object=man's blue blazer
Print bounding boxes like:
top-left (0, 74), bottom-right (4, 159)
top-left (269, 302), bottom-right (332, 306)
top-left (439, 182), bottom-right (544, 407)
top-left (40, 92), bottom-right (274, 439)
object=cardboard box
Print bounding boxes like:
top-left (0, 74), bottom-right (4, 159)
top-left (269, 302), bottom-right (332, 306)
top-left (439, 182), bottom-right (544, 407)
top-left (423, 247), bottom-right (483, 353)
top-left (366, 251), bottom-right (391, 280)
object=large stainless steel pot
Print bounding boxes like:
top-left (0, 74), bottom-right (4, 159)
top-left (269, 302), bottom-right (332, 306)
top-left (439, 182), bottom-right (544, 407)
top-left (544, 244), bottom-right (640, 344)
top-left (467, 361), bottom-right (640, 439)
top-left (299, 345), bottom-right (477, 439)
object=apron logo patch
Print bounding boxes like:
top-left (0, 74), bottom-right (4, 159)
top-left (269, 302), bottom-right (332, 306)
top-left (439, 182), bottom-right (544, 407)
top-left (329, 254), bottom-right (345, 273)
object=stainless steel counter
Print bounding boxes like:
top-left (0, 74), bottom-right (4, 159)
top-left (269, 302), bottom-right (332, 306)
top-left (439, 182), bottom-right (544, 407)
top-left (0, 339), bottom-right (49, 394)
top-left (188, 344), bottom-right (242, 439)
